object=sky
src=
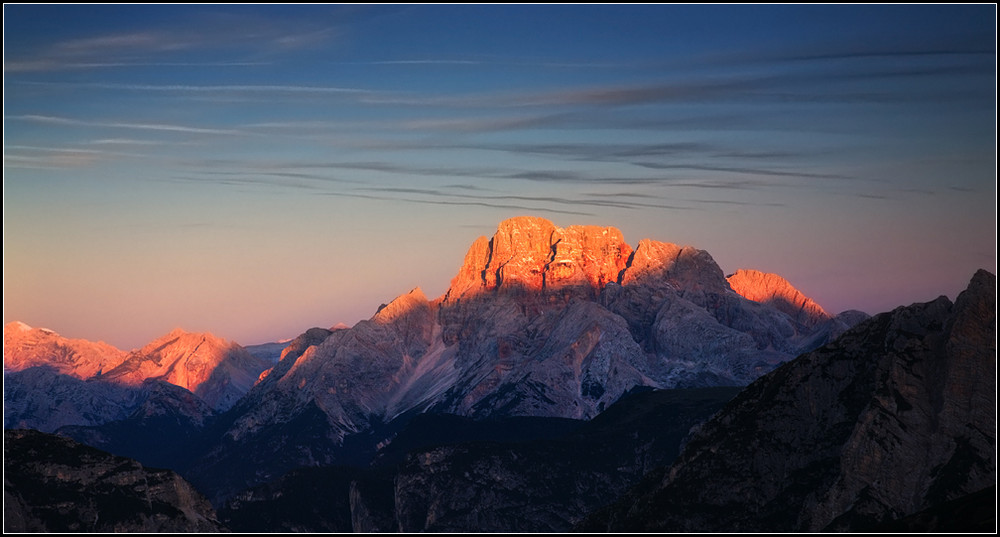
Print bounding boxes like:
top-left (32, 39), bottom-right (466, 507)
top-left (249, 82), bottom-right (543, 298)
top-left (3, 5), bottom-right (996, 350)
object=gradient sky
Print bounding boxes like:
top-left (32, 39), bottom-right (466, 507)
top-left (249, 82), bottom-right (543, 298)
top-left (3, 5), bottom-right (996, 350)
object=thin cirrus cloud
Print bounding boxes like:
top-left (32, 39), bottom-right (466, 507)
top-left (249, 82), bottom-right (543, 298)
top-left (9, 80), bottom-right (374, 96)
top-left (778, 46), bottom-right (995, 63)
top-left (324, 181), bottom-right (783, 214)
top-left (330, 58), bottom-right (632, 70)
top-left (163, 151), bottom-right (790, 215)
top-left (317, 190), bottom-right (598, 217)
top-left (175, 156), bottom-right (795, 203)
top-left (4, 153), bottom-right (100, 170)
top-left (630, 162), bottom-right (855, 182)
top-left (3, 144), bottom-right (150, 169)
top-left (5, 60), bottom-right (271, 72)
top-left (170, 168), bottom-right (360, 188)
top-left (4, 10), bottom-right (341, 72)
top-left (366, 52), bottom-right (988, 110)
top-left (443, 143), bottom-right (838, 182)
top-left (7, 114), bottom-right (253, 137)
top-left (352, 186), bottom-right (695, 212)
top-left (84, 138), bottom-right (165, 146)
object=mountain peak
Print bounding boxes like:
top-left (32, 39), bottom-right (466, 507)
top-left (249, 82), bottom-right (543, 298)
top-left (7, 321), bottom-right (34, 333)
top-left (619, 239), bottom-right (729, 295)
top-left (100, 328), bottom-right (269, 411)
top-left (445, 216), bottom-right (632, 300)
top-left (726, 269), bottom-right (831, 327)
top-left (374, 287), bottom-right (431, 324)
top-left (3, 321), bottom-right (127, 379)
top-left (144, 327), bottom-right (223, 349)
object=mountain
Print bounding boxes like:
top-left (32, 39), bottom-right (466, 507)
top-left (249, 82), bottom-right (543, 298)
top-left (3, 322), bottom-right (127, 378)
top-left (3, 429), bottom-right (225, 532)
top-left (96, 328), bottom-right (270, 411)
top-left (186, 215), bottom-right (856, 502)
top-left (726, 268), bottom-right (869, 349)
top-left (5, 216), bottom-right (989, 533)
top-left (580, 269), bottom-right (996, 532)
top-left (56, 379), bottom-right (217, 471)
top-left (3, 367), bottom-right (145, 432)
top-left (726, 268), bottom-right (831, 328)
top-left (3, 326), bottom-right (270, 432)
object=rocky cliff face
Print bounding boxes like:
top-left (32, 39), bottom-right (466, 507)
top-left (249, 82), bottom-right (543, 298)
top-left (445, 216), bottom-right (632, 299)
top-left (582, 269), bottom-right (996, 532)
top-left (3, 429), bottom-right (225, 532)
top-left (3, 368), bottom-right (144, 432)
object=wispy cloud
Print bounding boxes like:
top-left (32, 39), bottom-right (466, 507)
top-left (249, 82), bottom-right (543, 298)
top-left (4, 146), bottom-right (107, 169)
top-left (358, 52), bottom-right (991, 111)
top-left (632, 162), bottom-right (853, 181)
top-left (399, 113), bottom-right (571, 133)
top-left (467, 142), bottom-right (711, 161)
top-left (3, 143), bottom-right (158, 170)
top-left (317, 190), bottom-right (599, 217)
top-left (4, 10), bottom-right (340, 73)
top-left (3, 153), bottom-right (100, 169)
top-left (11, 80), bottom-right (372, 95)
top-left (331, 58), bottom-right (628, 69)
top-left (85, 138), bottom-right (164, 146)
top-left (169, 159), bottom-right (788, 212)
top-left (355, 186), bottom-right (694, 212)
top-left (5, 61), bottom-right (270, 72)
top-left (173, 168), bottom-right (360, 187)
top-left (354, 59), bottom-right (485, 66)
top-left (781, 48), bottom-right (995, 62)
top-left (8, 114), bottom-right (252, 136)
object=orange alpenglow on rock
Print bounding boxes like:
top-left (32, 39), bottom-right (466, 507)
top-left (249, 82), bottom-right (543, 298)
top-left (726, 269), bottom-right (832, 328)
top-left (3, 322), bottom-right (271, 413)
top-left (445, 216), bottom-right (633, 300)
top-left (3, 321), bottom-right (128, 379)
top-left (96, 328), bottom-right (270, 410)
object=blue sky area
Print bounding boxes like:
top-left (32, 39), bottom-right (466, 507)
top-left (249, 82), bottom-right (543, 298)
top-left (3, 5), bottom-right (996, 348)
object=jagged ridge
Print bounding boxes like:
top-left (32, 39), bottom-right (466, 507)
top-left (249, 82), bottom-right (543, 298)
top-left (582, 269), bottom-right (996, 532)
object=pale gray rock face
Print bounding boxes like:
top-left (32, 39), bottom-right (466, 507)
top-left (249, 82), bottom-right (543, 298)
top-left (4, 370), bottom-right (216, 434)
top-left (3, 368), bottom-right (143, 432)
top-left (226, 288), bottom-right (442, 444)
top-left (443, 298), bottom-right (652, 419)
top-left (585, 269), bottom-right (996, 533)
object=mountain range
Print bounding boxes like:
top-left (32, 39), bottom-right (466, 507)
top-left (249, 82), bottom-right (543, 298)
top-left (3, 216), bottom-right (993, 532)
